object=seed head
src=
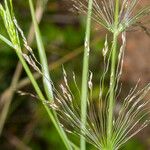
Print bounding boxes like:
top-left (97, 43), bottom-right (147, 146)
top-left (71, 0), bottom-right (150, 33)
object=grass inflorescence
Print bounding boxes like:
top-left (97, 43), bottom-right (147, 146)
top-left (0, 0), bottom-right (150, 150)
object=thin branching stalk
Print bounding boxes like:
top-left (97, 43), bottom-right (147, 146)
top-left (17, 48), bottom-right (73, 150)
top-left (17, 51), bottom-right (45, 100)
top-left (19, 55), bottom-right (73, 150)
top-left (107, 0), bottom-right (120, 146)
top-left (80, 0), bottom-right (93, 150)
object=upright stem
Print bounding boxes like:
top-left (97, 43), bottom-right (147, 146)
top-left (80, 0), bottom-right (93, 150)
top-left (29, 0), bottom-right (53, 100)
top-left (107, 0), bottom-right (120, 143)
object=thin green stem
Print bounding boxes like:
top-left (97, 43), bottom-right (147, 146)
top-left (0, 34), bottom-right (15, 49)
top-left (29, 0), bottom-right (53, 100)
top-left (107, 33), bottom-right (118, 147)
top-left (107, 0), bottom-right (120, 144)
top-left (80, 0), bottom-right (93, 150)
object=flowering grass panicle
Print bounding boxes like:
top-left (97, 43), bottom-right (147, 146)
top-left (71, 0), bottom-right (150, 33)
top-left (49, 32), bottom-right (150, 149)
top-left (0, 0), bottom-right (150, 150)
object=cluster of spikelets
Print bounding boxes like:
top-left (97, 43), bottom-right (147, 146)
top-left (0, 0), bottom-right (150, 150)
top-left (72, 0), bottom-right (150, 33)
top-left (50, 35), bottom-right (150, 149)
top-left (0, 0), bottom-right (42, 73)
top-left (50, 0), bottom-right (150, 149)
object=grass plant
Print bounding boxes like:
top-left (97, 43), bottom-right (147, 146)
top-left (0, 0), bottom-right (150, 150)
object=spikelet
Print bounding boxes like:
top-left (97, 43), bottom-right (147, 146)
top-left (0, 0), bottom-right (45, 76)
top-left (0, 0), bottom-right (20, 49)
